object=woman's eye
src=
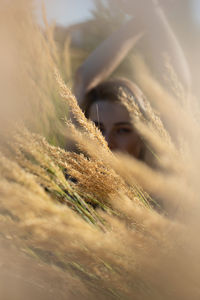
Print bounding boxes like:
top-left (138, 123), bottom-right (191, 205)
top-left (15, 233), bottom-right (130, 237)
top-left (117, 128), bottom-right (132, 134)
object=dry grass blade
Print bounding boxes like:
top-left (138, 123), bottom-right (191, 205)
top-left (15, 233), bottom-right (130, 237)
top-left (55, 69), bottom-right (109, 150)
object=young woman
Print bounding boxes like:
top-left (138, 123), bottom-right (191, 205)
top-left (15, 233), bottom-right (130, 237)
top-left (74, 0), bottom-right (190, 160)
top-left (82, 78), bottom-right (147, 159)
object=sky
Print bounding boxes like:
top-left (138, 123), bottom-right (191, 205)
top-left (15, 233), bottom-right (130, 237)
top-left (36, 0), bottom-right (94, 26)
top-left (193, 0), bottom-right (200, 23)
top-left (36, 0), bottom-right (200, 26)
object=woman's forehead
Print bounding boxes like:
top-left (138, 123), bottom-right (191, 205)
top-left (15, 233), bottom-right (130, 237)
top-left (89, 100), bottom-right (131, 123)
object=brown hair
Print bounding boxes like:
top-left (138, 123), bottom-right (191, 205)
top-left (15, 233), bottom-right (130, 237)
top-left (82, 78), bottom-right (148, 118)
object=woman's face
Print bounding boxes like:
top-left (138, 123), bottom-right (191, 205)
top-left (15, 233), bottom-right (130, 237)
top-left (89, 100), bottom-right (143, 158)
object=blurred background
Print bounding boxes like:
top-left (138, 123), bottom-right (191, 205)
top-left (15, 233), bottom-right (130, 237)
top-left (35, 0), bottom-right (200, 98)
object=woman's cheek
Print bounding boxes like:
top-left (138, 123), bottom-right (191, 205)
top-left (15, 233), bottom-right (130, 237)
top-left (117, 135), bottom-right (132, 152)
top-left (126, 135), bottom-right (142, 157)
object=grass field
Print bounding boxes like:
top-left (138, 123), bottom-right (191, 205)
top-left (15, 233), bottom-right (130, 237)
top-left (0, 1), bottom-right (200, 299)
